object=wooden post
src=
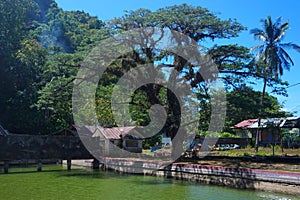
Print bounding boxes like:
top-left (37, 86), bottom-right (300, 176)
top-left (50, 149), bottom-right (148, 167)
top-left (92, 159), bottom-right (100, 170)
top-left (67, 159), bottom-right (72, 171)
top-left (4, 161), bottom-right (9, 174)
top-left (37, 160), bottom-right (42, 172)
top-left (100, 163), bottom-right (106, 171)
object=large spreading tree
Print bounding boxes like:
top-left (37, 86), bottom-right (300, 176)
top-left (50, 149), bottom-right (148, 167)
top-left (106, 4), bottom-right (250, 140)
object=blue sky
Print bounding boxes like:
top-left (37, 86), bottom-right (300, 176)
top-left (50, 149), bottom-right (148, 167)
top-left (56, 0), bottom-right (300, 114)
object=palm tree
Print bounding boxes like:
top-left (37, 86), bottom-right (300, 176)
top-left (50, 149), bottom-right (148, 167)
top-left (250, 16), bottom-right (300, 152)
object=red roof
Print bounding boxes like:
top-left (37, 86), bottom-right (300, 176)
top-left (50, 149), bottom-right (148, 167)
top-left (231, 119), bottom-right (258, 129)
top-left (77, 125), bottom-right (147, 139)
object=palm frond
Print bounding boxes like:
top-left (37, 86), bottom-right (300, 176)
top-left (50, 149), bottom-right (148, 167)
top-left (268, 48), bottom-right (282, 75)
top-left (279, 47), bottom-right (294, 66)
top-left (250, 44), bottom-right (264, 52)
top-left (273, 16), bottom-right (282, 28)
top-left (250, 28), bottom-right (267, 41)
top-left (274, 22), bottom-right (288, 43)
top-left (279, 61), bottom-right (283, 75)
top-left (281, 43), bottom-right (300, 53)
top-left (265, 16), bottom-right (274, 42)
top-left (280, 22), bottom-right (289, 32)
top-left (278, 51), bottom-right (291, 71)
top-left (262, 17), bottom-right (270, 31)
top-left (254, 45), bottom-right (265, 62)
top-left (249, 28), bottom-right (263, 34)
top-left (253, 48), bottom-right (266, 62)
top-left (251, 16), bottom-right (300, 77)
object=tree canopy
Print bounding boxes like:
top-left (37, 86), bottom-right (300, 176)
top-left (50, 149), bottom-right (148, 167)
top-left (0, 1), bottom-right (294, 136)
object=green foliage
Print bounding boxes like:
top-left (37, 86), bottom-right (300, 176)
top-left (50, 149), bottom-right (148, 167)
top-left (274, 145), bottom-right (281, 151)
top-left (225, 86), bottom-right (291, 131)
top-left (0, 2), bottom-right (298, 137)
top-left (250, 16), bottom-right (300, 150)
top-left (243, 152), bottom-right (251, 156)
top-left (197, 85), bottom-right (291, 133)
top-left (37, 4), bottom-right (246, 136)
top-left (109, 4), bottom-right (245, 40)
top-left (282, 131), bottom-right (300, 148)
top-left (199, 131), bottom-right (238, 138)
top-left (251, 16), bottom-right (300, 79)
top-left (197, 85), bottom-right (211, 132)
top-left (219, 132), bottom-right (238, 138)
top-left (0, 0), bottom-right (108, 133)
top-left (31, 4), bottom-right (107, 52)
top-left (95, 85), bottom-right (117, 127)
top-left (142, 134), bottom-right (162, 149)
top-left (130, 89), bottom-right (151, 126)
top-left (0, 0), bottom-right (52, 133)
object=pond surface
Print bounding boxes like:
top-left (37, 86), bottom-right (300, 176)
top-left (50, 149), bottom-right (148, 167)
top-left (0, 165), bottom-right (299, 200)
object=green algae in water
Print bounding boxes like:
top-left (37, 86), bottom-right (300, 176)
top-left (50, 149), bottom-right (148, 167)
top-left (0, 165), bottom-right (299, 200)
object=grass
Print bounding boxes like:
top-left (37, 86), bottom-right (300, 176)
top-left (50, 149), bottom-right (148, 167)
top-left (143, 146), bottom-right (300, 157)
top-left (213, 146), bottom-right (300, 157)
top-left (142, 149), bottom-right (152, 156)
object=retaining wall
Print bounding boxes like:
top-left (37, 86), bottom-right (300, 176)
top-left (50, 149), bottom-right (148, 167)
top-left (100, 158), bottom-right (300, 196)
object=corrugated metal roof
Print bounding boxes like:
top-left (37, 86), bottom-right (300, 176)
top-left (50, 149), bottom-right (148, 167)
top-left (249, 119), bottom-right (277, 128)
top-left (231, 119), bottom-right (258, 129)
top-left (232, 117), bottom-right (300, 129)
top-left (281, 117), bottom-right (300, 128)
top-left (84, 126), bottom-right (138, 139)
top-left (98, 126), bottom-right (136, 139)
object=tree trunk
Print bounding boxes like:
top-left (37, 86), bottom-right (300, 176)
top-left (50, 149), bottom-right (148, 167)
top-left (166, 68), bottom-right (182, 158)
top-left (280, 130), bottom-right (284, 154)
top-left (272, 130), bottom-right (275, 157)
top-left (255, 78), bottom-right (267, 152)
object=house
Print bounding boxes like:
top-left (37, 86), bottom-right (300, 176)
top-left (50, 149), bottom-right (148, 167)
top-left (232, 118), bottom-right (282, 145)
top-left (84, 126), bottom-right (143, 155)
top-left (232, 117), bottom-right (300, 146)
top-left (231, 119), bottom-right (258, 138)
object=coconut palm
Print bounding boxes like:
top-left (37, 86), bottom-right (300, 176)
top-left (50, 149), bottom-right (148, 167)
top-left (250, 16), bottom-right (300, 152)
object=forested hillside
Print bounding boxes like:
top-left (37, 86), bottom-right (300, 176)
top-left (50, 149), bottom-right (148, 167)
top-left (0, 0), bottom-right (108, 133)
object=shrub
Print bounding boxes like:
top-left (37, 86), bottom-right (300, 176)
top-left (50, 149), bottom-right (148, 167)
top-left (143, 143), bottom-right (151, 150)
top-left (274, 145), bottom-right (281, 151)
top-left (243, 152), bottom-right (250, 156)
top-left (200, 131), bottom-right (238, 138)
top-left (220, 132), bottom-right (238, 138)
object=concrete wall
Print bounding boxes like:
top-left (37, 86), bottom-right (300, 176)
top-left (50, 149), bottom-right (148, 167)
top-left (153, 169), bottom-right (300, 196)
top-left (100, 158), bottom-right (300, 196)
top-left (200, 138), bottom-right (252, 148)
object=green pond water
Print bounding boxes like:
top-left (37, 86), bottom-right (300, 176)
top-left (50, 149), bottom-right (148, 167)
top-left (0, 165), bottom-right (299, 200)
